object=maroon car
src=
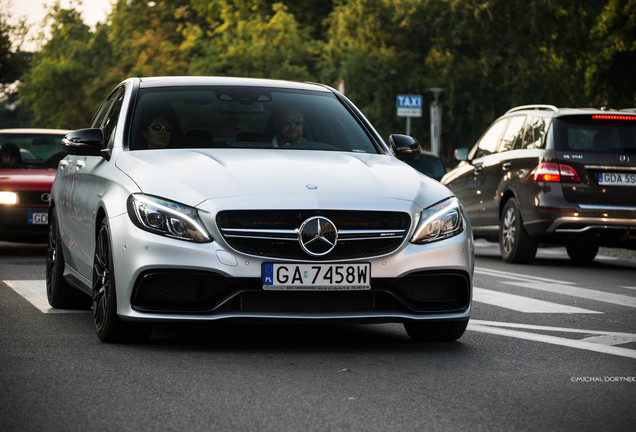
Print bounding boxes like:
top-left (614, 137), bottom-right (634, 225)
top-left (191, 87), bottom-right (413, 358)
top-left (0, 128), bottom-right (69, 243)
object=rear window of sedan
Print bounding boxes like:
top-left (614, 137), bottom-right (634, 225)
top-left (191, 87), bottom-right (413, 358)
top-left (0, 133), bottom-right (65, 169)
top-left (128, 86), bottom-right (380, 153)
top-left (553, 115), bottom-right (636, 153)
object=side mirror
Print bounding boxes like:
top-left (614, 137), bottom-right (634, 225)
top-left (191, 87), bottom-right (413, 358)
top-left (390, 134), bottom-right (421, 161)
top-left (62, 128), bottom-right (105, 157)
top-left (454, 148), bottom-right (469, 161)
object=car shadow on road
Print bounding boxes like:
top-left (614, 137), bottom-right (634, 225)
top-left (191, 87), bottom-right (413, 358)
top-left (144, 321), bottom-right (472, 354)
top-left (0, 241), bottom-right (46, 256)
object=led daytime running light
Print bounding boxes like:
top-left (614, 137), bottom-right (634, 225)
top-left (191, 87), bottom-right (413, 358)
top-left (128, 194), bottom-right (211, 242)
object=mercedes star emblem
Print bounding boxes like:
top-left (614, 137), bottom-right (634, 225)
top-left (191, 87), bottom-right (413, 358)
top-left (298, 216), bottom-right (338, 256)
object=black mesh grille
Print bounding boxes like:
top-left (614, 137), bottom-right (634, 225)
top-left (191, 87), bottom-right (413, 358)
top-left (18, 191), bottom-right (50, 206)
top-left (217, 210), bottom-right (411, 260)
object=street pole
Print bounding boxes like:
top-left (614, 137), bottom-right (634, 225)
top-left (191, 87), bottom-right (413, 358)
top-left (429, 87), bottom-right (444, 156)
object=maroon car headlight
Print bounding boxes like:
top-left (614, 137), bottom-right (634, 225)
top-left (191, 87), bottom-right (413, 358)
top-left (126, 194), bottom-right (212, 243)
top-left (0, 192), bottom-right (18, 205)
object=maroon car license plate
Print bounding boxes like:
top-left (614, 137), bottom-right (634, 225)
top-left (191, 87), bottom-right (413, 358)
top-left (28, 212), bottom-right (48, 225)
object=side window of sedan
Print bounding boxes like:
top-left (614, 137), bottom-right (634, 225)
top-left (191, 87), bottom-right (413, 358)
top-left (470, 118), bottom-right (507, 159)
top-left (101, 88), bottom-right (125, 149)
top-left (498, 116), bottom-right (526, 152)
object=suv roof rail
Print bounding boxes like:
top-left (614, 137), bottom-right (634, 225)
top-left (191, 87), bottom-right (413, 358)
top-left (505, 104), bottom-right (559, 114)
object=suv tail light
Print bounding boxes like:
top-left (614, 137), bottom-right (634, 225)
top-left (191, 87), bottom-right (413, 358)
top-left (526, 162), bottom-right (581, 183)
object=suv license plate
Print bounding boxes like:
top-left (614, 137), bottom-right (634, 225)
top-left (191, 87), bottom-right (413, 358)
top-left (262, 262), bottom-right (371, 291)
top-left (29, 213), bottom-right (48, 225)
top-left (598, 172), bottom-right (636, 186)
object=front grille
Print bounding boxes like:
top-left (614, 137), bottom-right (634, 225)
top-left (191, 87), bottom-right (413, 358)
top-left (18, 191), bottom-right (50, 206)
top-left (217, 210), bottom-right (411, 260)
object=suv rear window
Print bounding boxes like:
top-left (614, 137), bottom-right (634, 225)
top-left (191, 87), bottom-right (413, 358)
top-left (553, 115), bottom-right (636, 153)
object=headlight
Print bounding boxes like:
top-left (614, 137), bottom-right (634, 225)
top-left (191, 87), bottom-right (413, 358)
top-left (0, 192), bottom-right (18, 205)
top-left (127, 194), bottom-right (211, 243)
top-left (411, 197), bottom-right (464, 244)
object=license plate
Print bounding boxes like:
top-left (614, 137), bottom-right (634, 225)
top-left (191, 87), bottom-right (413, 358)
top-left (262, 262), bottom-right (371, 291)
top-left (28, 213), bottom-right (48, 225)
top-left (598, 172), bottom-right (636, 186)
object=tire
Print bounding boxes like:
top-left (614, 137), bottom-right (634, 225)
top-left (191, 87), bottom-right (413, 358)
top-left (499, 198), bottom-right (537, 264)
top-left (46, 209), bottom-right (90, 309)
top-left (93, 219), bottom-right (151, 343)
top-left (404, 320), bottom-right (468, 342)
top-left (566, 244), bottom-right (599, 263)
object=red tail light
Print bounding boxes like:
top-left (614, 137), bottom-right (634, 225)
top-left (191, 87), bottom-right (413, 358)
top-left (526, 162), bottom-right (581, 183)
top-left (592, 114), bottom-right (636, 121)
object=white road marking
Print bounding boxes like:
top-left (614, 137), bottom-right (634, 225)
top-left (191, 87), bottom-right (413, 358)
top-left (4, 280), bottom-right (88, 314)
top-left (502, 281), bottom-right (636, 308)
top-left (621, 286), bottom-right (636, 291)
top-left (475, 267), bottom-right (573, 285)
top-left (473, 287), bottom-right (601, 314)
top-left (580, 334), bottom-right (636, 346)
top-left (469, 320), bottom-right (636, 359)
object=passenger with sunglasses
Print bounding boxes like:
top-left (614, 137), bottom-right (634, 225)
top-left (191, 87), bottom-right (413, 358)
top-left (272, 108), bottom-right (305, 147)
top-left (143, 115), bottom-right (176, 149)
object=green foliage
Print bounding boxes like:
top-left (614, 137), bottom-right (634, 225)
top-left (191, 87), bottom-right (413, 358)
top-left (187, 1), bottom-right (318, 80)
top-left (7, 0), bottom-right (636, 158)
top-left (0, 14), bottom-right (27, 85)
top-left (18, 6), bottom-right (97, 128)
top-left (585, 0), bottom-right (636, 108)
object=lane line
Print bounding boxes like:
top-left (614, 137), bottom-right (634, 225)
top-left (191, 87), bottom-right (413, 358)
top-left (468, 320), bottom-right (636, 359)
top-left (502, 281), bottom-right (636, 308)
top-left (580, 334), bottom-right (636, 346)
top-left (475, 267), bottom-right (573, 285)
top-left (473, 287), bottom-right (601, 314)
top-left (4, 280), bottom-right (88, 314)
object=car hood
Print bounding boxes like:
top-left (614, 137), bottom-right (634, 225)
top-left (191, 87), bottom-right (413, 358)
top-left (0, 168), bottom-right (56, 189)
top-left (115, 149), bottom-right (450, 210)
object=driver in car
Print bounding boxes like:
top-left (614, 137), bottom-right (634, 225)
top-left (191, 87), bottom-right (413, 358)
top-left (272, 108), bottom-right (305, 147)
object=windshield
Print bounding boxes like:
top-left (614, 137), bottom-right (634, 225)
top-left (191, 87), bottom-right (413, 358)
top-left (0, 133), bottom-right (66, 169)
top-left (553, 115), bottom-right (636, 153)
top-left (129, 86), bottom-right (380, 153)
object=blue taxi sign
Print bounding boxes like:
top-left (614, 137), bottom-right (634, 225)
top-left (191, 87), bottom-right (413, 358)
top-left (397, 94), bottom-right (422, 117)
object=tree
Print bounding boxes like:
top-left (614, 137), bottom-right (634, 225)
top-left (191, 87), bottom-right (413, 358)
top-left (585, 0), bottom-right (636, 108)
top-left (0, 10), bottom-right (29, 127)
top-left (18, 5), bottom-right (100, 128)
top-left (186, 0), bottom-right (318, 80)
top-left (320, 0), bottom-right (433, 141)
top-left (108, 0), bottom-right (193, 77)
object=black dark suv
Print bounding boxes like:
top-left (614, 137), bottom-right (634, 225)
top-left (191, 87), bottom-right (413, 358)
top-left (442, 105), bottom-right (636, 263)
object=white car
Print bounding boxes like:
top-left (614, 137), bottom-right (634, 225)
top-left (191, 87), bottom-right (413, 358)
top-left (47, 76), bottom-right (474, 342)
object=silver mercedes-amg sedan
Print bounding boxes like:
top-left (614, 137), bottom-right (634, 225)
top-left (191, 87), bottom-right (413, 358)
top-left (46, 76), bottom-right (473, 343)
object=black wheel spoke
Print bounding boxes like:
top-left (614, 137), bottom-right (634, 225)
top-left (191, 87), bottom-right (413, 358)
top-left (93, 225), bottom-right (111, 331)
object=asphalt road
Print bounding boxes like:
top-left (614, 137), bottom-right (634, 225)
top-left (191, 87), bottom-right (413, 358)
top-left (1, 240), bottom-right (634, 432)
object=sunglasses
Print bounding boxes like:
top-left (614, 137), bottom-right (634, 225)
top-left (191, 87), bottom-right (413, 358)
top-left (279, 117), bottom-right (304, 126)
top-left (149, 124), bottom-right (174, 134)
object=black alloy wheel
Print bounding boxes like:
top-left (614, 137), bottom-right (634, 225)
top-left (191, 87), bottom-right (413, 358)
top-left (93, 219), bottom-right (151, 342)
top-left (46, 209), bottom-right (90, 309)
top-left (499, 198), bottom-right (537, 264)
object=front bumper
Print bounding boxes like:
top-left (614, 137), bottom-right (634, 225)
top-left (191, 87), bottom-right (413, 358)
top-left (108, 212), bottom-right (474, 323)
top-left (0, 205), bottom-right (49, 243)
